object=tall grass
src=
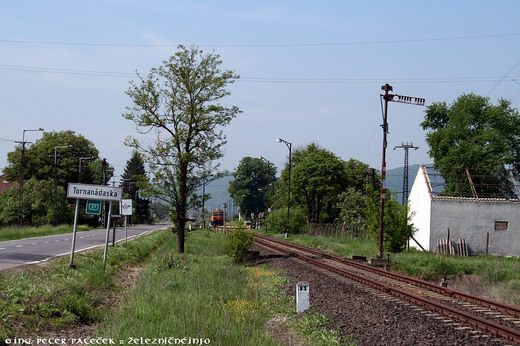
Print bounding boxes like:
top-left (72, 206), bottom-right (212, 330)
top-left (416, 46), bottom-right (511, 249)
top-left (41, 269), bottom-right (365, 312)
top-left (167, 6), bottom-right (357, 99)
top-left (0, 224), bottom-right (90, 241)
top-left (274, 232), bottom-right (377, 258)
top-left (0, 230), bottom-right (171, 338)
top-left (97, 231), bottom-right (278, 345)
top-left (97, 230), bottom-right (343, 345)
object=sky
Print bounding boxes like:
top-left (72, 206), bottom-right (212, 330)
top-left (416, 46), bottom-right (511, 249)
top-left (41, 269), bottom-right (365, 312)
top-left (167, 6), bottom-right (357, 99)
top-left (1, 1), bottom-right (520, 180)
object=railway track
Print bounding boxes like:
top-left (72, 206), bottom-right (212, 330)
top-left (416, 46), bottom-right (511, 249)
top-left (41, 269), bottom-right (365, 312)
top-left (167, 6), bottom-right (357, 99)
top-left (254, 234), bottom-right (520, 345)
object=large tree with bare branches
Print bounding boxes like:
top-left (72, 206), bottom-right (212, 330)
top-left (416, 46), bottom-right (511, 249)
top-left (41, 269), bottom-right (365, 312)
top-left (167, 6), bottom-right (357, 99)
top-left (123, 45), bottom-right (240, 253)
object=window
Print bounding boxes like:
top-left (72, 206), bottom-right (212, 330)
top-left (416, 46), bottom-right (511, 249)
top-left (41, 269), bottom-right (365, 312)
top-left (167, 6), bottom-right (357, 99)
top-left (494, 221), bottom-right (509, 231)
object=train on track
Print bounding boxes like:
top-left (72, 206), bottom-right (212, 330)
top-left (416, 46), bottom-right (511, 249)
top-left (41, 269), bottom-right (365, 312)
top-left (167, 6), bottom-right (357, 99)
top-left (209, 209), bottom-right (224, 226)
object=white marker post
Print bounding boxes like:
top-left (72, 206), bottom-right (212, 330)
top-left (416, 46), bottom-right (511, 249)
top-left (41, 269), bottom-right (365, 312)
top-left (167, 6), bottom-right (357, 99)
top-left (296, 282), bottom-right (310, 313)
top-left (120, 199), bottom-right (133, 245)
top-left (67, 183), bottom-right (122, 270)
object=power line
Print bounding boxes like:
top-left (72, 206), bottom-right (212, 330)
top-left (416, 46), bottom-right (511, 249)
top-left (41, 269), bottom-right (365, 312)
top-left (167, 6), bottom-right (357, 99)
top-left (486, 55), bottom-right (520, 96)
top-left (1, 63), bottom-right (520, 85)
top-left (1, 32), bottom-right (519, 48)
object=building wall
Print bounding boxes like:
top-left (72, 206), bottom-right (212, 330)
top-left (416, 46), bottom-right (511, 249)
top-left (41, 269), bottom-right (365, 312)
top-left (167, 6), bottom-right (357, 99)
top-left (430, 200), bottom-right (520, 256)
top-left (407, 167), bottom-right (432, 251)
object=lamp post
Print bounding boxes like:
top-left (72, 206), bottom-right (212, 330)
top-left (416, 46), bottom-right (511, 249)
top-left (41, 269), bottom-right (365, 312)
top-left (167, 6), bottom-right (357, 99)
top-left (53, 145), bottom-right (70, 225)
top-left (277, 138), bottom-right (292, 237)
top-left (17, 128), bottom-right (44, 225)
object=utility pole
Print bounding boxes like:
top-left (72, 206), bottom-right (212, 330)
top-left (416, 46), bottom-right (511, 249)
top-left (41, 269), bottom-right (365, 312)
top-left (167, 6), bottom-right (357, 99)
top-left (53, 145), bottom-right (70, 225)
top-left (378, 85), bottom-right (424, 258)
top-left (16, 128), bottom-right (44, 225)
top-left (393, 142), bottom-right (419, 205)
top-left (277, 138), bottom-right (292, 237)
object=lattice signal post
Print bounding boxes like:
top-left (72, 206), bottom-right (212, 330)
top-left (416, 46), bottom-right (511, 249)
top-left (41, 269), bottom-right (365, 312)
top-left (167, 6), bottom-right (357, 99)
top-left (393, 142), bottom-right (419, 205)
top-left (378, 84), bottom-right (424, 258)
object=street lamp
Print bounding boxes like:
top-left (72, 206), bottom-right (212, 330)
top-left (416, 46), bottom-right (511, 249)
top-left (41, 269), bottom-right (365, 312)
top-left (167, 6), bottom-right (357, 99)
top-left (17, 128), bottom-right (44, 225)
top-left (277, 138), bottom-right (292, 237)
top-left (53, 145), bottom-right (70, 225)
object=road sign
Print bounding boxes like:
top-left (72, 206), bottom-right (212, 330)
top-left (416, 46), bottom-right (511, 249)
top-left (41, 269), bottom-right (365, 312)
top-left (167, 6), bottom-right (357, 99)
top-left (85, 200), bottom-right (102, 215)
top-left (67, 183), bottom-right (123, 201)
top-left (120, 199), bottom-right (133, 216)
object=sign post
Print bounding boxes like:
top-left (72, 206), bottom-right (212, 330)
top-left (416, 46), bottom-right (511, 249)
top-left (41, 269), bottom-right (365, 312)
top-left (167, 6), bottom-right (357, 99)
top-left (69, 199), bottom-right (80, 268)
top-left (67, 183), bottom-right (122, 269)
top-left (120, 199), bottom-right (133, 245)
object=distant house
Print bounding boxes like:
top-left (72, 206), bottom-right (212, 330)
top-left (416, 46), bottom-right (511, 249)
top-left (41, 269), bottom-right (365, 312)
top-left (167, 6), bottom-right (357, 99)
top-left (407, 166), bottom-right (520, 257)
top-left (0, 174), bottom-right (12, 194)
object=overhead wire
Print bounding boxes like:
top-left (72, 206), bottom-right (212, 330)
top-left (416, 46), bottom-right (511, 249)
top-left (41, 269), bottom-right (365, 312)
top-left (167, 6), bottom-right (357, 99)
top-left (486, 55), bottom-right (520, 96)
top-left (0, 32), bottom-right (519, 48)
top-left (1, 63), bottom-right (519, 85)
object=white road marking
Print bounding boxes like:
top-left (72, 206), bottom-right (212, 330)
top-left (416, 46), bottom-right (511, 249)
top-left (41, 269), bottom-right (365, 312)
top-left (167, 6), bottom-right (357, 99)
top-left (16, 245), bottom-right (23, 248)
top-left (31, 243), bottom-right (38, 245)
top-left (0, 247), bottom-right (6, 250)
top-left (44, 241), bottom-right (50, 244)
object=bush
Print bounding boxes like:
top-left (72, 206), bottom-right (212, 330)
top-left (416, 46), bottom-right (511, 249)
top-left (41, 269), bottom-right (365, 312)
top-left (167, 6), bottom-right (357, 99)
top-left (266, 206), bottom-right (307, 234)
top-left (226, 227), bottom-right (254, 263)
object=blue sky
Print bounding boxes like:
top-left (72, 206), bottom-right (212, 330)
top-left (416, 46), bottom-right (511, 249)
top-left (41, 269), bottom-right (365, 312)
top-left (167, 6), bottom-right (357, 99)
top-left (1, 1), bottom-right (519, 179)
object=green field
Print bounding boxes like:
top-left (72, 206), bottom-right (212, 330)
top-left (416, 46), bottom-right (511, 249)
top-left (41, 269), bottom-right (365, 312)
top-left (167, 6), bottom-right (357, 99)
top-left (0, 224), bottom-right (90, 241)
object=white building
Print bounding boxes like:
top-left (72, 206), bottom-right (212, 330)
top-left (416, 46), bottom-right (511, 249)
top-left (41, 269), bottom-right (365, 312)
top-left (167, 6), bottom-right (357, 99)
top-left (407, 166), bottom-right (520, 256)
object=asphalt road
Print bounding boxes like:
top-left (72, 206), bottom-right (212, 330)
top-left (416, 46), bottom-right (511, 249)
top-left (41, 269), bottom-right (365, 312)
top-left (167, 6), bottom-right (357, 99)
top-left (0, 224), bottom-right (169, 271)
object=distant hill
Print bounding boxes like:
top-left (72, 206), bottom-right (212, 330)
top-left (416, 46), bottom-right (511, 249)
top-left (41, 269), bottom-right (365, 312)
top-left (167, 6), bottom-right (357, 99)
top-left (385, 164), bottom-right (428, 203)
top-left (203, 175), bottom-right (234, 211)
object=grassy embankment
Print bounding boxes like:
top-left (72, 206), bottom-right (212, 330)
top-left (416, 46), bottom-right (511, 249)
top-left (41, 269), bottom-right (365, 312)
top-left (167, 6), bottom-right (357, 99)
top-left (268, 231), bottom-right (520, 305)
top-left (0, 229), bottom-right (170, 338)
top-left (0, 224), bottom-right (90, 241)
top-left (97, 229), bottom-right (344, 345)
top-left (1, 228), bottom-right (344, 345)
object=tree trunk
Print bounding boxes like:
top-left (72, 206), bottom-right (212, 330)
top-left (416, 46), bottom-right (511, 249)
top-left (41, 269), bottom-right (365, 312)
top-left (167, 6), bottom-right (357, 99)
top-left (176, 219), bottom-right (185, 253)
top-left (176, 162), bottom-right (188, 253)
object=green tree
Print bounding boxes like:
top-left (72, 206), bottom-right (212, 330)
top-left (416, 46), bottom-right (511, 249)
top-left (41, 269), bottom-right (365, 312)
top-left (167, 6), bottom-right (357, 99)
top-left (3, 130), bottom-right (100, 189)
top-left (0, 179), bottom-right (71, 226)
top-left (291, 144), bottom-right (347, 223)
top-left (266, 206), bottom-right (307, 234)
top-left (228, 157), bottom-right (277, 220)
top-left (121, 152), bottom-right (151, 224)
top-left (2, 130), bottom-right (102, 225)
top-left (421, 94), bottom-right (520, 196)
top-left (344, 159), bottom-right (379, 192)
top-left (365, 189), bottom-right (414, 253)
top-left (337, 187), bottom-right (366, 236)
top-left (123, 45), bottom-right (240, 253)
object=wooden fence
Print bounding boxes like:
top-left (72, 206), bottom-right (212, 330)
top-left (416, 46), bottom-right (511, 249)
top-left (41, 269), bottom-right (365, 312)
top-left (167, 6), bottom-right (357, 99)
top-left (437, 238), bottom-right (469, 256)
top-left (307, 223), bottom-right (365, 238)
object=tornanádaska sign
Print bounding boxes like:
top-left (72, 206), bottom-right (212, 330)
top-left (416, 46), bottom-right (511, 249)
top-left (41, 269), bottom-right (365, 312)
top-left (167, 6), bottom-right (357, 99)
top-left (67, 183), bottom-right (123, 202)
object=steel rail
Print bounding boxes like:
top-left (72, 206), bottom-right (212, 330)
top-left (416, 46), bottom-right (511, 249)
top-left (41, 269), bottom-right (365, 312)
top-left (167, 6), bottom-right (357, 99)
top-left (255, 233), bottom-right (520, 318)
top-left (254, 236), bottom-right (520, 344)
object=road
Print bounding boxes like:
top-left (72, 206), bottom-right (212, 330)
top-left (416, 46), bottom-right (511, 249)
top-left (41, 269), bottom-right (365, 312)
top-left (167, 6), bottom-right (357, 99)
top-left (0, 224), bottom-right (169, 271)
